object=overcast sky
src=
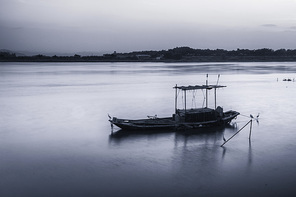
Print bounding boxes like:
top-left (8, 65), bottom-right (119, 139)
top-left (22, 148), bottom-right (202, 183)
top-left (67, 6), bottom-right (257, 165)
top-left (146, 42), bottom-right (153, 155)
top-left (1, 0), bottom-right (296, 54)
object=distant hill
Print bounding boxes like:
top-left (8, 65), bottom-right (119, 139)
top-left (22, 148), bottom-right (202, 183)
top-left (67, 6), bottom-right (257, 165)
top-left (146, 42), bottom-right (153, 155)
top-left (0, 49), bottom-right (26, 57)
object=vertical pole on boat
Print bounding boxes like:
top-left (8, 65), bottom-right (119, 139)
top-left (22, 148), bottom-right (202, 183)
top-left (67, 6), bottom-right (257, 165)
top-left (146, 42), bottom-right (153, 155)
top-left (249, 119), bottom-right (253, 140)
top-left (206, 74), bottom-right (208, 108)
top-left (184, 89), bottom-right (187, 115)
top-left (215, 74), bottom-right (220, 109)
top-left (214, 88), bottom-right (217, 109)
top-left (175, 84), bottom-right (178, 114)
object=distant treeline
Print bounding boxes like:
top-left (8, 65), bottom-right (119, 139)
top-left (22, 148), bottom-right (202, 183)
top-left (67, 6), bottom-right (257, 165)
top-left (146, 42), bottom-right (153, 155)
top-left (2, 47), bottom-right (296, 62)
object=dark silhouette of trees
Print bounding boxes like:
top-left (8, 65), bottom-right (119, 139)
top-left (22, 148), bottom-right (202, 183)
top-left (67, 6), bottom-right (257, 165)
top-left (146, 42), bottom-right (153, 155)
top-left (0, 52), bottom-right (16, 58)
top-left (1, 47), bottom-right (296, 62)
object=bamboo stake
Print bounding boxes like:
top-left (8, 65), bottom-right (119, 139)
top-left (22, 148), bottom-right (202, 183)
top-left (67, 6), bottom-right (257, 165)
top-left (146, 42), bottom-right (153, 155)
top-left (221, 120), bottom-right (252, 147)
top-left (249, 119), bottom-right (253, 140)
top-left (110, 122), bottom-right (114, 134)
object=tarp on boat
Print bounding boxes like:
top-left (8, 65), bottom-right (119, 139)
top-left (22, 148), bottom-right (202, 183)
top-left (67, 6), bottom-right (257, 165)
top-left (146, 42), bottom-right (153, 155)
top-left (174, 85), bottom-right (226, 91)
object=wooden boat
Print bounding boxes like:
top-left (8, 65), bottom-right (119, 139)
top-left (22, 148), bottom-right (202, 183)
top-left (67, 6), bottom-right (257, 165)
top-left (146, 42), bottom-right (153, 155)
top-left (109, 75), bottom-right (239, 131)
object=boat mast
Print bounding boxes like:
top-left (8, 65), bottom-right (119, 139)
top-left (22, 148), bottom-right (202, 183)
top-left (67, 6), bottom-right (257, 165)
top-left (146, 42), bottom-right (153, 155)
top-left (206, 74), bottom-right (208, 108)
top-left (175, 84), bottom-right (178, 113)
top-left (184, 89), bottom-right (187, 114)
top-left (214, 74), bottom-right (220, 109)
top-left (214, 88), bottom-right (217, 109)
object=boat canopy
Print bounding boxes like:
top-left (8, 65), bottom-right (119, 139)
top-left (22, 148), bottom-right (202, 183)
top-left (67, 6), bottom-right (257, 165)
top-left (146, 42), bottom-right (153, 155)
top-left (174, 85), bottom-right (226, 91)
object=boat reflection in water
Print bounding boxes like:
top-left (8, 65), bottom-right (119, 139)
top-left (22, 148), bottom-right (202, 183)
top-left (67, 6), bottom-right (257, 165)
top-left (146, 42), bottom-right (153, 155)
top-left (109, 124), bottom-right (238, 148)
top-left (108, 120), bottom-right (258, 196)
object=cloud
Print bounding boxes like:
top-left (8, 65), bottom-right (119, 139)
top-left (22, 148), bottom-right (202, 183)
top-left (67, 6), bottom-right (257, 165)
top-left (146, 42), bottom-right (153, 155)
top-left (261, 24), bottom-right (277, 27)
top-left (2, 0), bottom-right (296, 52)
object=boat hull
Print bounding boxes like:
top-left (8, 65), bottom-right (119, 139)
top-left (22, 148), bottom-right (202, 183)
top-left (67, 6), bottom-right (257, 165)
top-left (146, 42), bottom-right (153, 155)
top-left (109, 111), bottom-right (239, 131)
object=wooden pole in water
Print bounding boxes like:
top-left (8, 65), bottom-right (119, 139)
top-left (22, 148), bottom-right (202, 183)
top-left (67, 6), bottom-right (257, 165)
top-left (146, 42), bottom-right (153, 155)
top-left (221, 120), bottom-right (252, 147)
top-left (249, 119), bottom-right (253, 140)
top-left (110, 123), bottom-right (114, 135)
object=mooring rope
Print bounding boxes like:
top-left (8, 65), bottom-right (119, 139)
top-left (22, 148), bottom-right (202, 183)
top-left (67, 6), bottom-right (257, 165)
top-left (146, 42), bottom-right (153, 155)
top-left (191, 90), bottom-right (197, 108)
top-left (201, 89), bottom-right (205, 108)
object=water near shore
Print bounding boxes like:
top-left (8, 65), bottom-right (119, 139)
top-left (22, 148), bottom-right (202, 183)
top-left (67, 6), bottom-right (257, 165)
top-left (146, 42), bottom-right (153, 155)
top-left (1, 62), bottom-right (296, 196)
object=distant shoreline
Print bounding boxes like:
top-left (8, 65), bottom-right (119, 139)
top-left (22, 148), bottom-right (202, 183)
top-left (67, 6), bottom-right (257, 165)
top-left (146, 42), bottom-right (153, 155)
top-left (2, 47), bottom-right (296, 62)
top-left (1, 57), bottom-right (296, 63)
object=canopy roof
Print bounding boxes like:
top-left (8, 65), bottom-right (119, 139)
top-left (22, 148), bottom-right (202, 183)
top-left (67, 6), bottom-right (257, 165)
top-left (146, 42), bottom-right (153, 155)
top-left (174, 85), bottom-right (226, 91)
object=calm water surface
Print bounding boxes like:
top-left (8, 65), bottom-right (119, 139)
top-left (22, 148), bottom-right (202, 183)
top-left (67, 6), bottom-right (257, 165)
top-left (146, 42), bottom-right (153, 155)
top-left (0, 62), bottom-right (296, 196)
